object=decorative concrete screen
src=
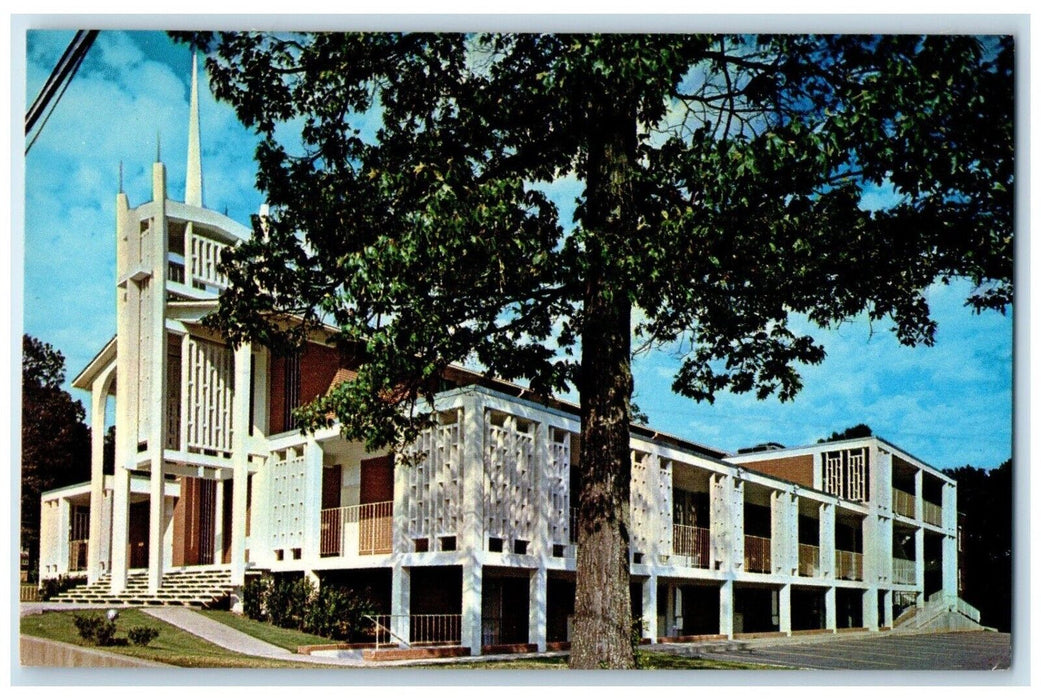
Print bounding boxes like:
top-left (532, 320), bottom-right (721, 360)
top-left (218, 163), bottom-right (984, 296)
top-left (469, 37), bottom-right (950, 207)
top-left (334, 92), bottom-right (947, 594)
top-left (185, 337), bottom-right (234, 455)
top-left (547, 428), bottom-right (572, 547)
top-left (188, 224), bottom-right (229, 289)
top-left (630, 451), bottom-right (673, 562)
top-left (269, 446), bottom-right (307, 554)
top-left (136, 277), bottom-right (152, 445)
top-left (823, 447), bottom-right (869, 502)
top-left (403, 409), bottom-right (463, 543)
top-left (484, 411), bottom-right (536, 546)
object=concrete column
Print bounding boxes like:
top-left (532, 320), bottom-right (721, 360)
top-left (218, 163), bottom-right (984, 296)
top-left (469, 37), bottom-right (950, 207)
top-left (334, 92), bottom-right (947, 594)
top-left (771, 490), bottom-right (796, 575)
top-left (390, 564), bottom-right (411, 645)
top-left (87, 369), bottom-right (114, 584)
top-left (147, 460), bottom-right (164, 593)
top-left (709, 474), bottom-right (730, 570)
top-left (942, 534), bottom-right (958, 599)
top-left (863, 586), bottom-right (879, 631)
top-left (230, 344), bottom-right (252, 585)
top-left (882, 589), bottom-right (894, 628)
top-left (529, 567), bottom-right (547, 651)
top-left (914, 469), bottom-right (924, 521)
top-left (824, 586), bottom-right (837, 631)
top-left (779, 583), bottom-right (792, 635)
top-left (109, 466), bottom-right (130, 593)
top-left (56, 499), bottom-right (71, 576)
top-left (213, 479), bottom-right (225, 565)
top-left (461, 560), bottom-right (483, 655)
top-left (819, 502), bottom-right (836, 580)
top-left (302, 436), bottom-right (323, 561)
top-left (146, 161), bottom-right (168, 595)
top-left (719, 579), bottom-right (734, 638)
top-left (731, 477), bottom-right (745, 571)
top-left (641, 575), bottom-right (658, 640)
top-left (914, 527), bottom-right (926, 605)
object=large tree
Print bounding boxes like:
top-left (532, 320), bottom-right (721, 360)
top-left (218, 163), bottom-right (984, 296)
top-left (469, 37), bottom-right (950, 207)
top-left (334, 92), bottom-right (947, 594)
top-left (21, 335), bottom-right (91, 578)
top-left (181, 33), bottom-right (1012, 668)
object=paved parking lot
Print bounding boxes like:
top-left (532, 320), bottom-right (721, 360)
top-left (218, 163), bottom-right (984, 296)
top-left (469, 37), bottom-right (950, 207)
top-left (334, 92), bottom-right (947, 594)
top-left (699, 631), bottom-right (1011, 670)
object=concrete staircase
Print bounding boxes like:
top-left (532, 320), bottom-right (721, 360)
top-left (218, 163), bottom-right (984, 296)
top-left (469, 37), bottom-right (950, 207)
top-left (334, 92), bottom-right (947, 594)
top-left (48, 569), bottom-right (235, 608)
top-left (891, 592), bottom-right (989, 634)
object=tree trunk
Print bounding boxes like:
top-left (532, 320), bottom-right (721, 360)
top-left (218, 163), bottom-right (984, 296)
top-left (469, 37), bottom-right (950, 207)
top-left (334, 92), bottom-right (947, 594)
top-left (569, 100), bottom-right (638, 670)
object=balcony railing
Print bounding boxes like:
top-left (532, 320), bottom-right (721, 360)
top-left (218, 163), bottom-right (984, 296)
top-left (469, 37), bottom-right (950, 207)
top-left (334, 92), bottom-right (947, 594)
top-left (320, 501), bottom-right (392, 557)
top-left (798, 543), bottom-right (819, 577)
top-left (836, 549), bottom-right (863, 581)
top-left (892, 556), bottom-right (916, 584)
top-left (923, 500), bottom-right (943, 527)
top-left (744, 534), bottom-right (772, 573)
top-left (892, 488), bottom-right (916, 518)
top-left (673, 524), bottom-right (710, 569)
top-left (370, 614), bottom-right (461, 649)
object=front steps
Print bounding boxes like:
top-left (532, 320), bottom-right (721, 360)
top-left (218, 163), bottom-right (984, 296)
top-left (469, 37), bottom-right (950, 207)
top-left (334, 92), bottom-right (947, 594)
top-left (47, 569), bottom-right (235, 608)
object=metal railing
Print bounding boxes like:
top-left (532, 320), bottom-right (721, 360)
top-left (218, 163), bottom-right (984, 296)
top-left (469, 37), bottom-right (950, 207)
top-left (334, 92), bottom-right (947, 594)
top-left (673, 524), bottom-right (710, 568)
top-left (836, 549), bottom-right (863, 580)
top-left (923, 500), bottom-right (943, 527)
top-left (892, 488), bottom-right (916, 518)
top-left (744, 534), bottom-right (772, 573)
top-left (892, 556), bottom-right (916, 584)
top-left (320, 501), bottom-right (393, 557)
top-left (798, 543), bottom-right (819, 577)
top-left (368, 614), bottom-right (462, 650)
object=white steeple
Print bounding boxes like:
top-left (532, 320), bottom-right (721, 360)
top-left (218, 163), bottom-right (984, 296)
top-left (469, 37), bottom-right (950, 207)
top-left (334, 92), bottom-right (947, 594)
top-left (185, 51), bottom-right (203, 207)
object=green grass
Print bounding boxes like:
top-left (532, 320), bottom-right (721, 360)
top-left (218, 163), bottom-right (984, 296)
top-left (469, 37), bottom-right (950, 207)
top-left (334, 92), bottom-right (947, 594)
top-left (198, 610), bottom-right (337, 652)
top-left (20, 609), bottom-right (342, 668)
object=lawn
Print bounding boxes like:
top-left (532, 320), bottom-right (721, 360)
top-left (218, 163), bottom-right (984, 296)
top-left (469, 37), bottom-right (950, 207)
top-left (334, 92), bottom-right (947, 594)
top-left (411, 651), bottom-right (776, 670)
top-left (198, 610), bottom-right (337, 651)
top-left (20, 609), bottom-right (341, 669)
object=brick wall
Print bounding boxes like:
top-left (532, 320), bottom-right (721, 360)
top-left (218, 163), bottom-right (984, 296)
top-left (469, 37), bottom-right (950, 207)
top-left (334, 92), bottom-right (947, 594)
top-left (740, 454), bottom-right (814, 487)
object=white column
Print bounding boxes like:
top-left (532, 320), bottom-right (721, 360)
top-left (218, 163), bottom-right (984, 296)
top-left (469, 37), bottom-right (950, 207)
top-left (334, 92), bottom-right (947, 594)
top-left (461, 560), bottom-right (483, 654)
top-left (56, 499), bottom-right (71, 576)
top-left (864, 587), bottom-right (879, 631)
top-left (914, 527), bottom-right (926, 606)
top-left (779, 583), bottom-right (792, 635)
top-left (824, 586), bottom-right (837, 632)
top-left (641, 575), bottom-right (658, 640)
top-left (882, 589), bottom-right (894, 628)
top-left (731, 476), bottom-right (745, 571)
top-left (147, 161), bottom-right (168, 595)
top-left (529, 567), bottom-right (547, 651)
top-left (942, 534), bottom-right (958, 599)
top-left (302, 436), bottom-right (323, 561)
top-left (709, 474), bottom-right (731, 570)
top-left (109, 466), bottom-right (130, 593)
top-left (819, 502), bottom-right (836, 580)
top-left (390, 564), bottom-right (411, 646)
top-left (213, 479), bottom-right (226, 564)
top-left (914, 469), bottom-right (924, 521)
top-left (87, 368), bottom-right (114, 584)
top-left (147, 459), bottom-right (164, 593)
top-left (230, 344), bottom-right (252, 585)
top-left (719, 579), bottom-right (734, 638)
top-left (459, 395), bottom-right (485, 655)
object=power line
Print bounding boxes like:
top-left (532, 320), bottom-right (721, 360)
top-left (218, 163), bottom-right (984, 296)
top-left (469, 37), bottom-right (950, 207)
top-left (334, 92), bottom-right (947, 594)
top-left (25, 30), bottom-right (99, 155)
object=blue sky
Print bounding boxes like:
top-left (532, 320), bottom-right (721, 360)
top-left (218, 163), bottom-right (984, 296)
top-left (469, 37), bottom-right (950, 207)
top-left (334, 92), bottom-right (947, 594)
top-left (21, 30), bottom-right (1014, 470)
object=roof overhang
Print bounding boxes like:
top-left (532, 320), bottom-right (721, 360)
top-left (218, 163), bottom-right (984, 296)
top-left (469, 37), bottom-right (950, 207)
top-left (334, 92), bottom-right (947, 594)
top-left (71, 337), bottom-right (117, 391)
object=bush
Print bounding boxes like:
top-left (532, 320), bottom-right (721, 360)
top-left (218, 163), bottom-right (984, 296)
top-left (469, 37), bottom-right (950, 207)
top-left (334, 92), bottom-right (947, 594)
top-left (39, 574), bottom-right (87, 601)
top-left (302, 585), bottom-right (377, 641)
top-left (242, 575), bottom-right (270, 622)
top-left (73, 613), bottom-right (118, 646)
top-left (128, 626), bottom-right (160, 647)
top-left (266, 576), bottom-right (314, 629)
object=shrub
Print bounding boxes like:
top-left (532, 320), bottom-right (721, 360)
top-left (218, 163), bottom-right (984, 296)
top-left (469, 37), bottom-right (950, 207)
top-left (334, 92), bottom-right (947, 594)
top-left (73, 613), bottom-right (118, 646)
top-left (302, 585), bottom-right (377, 641)
top-left (267, 576), bottom-right (314, 630)
top-left (242, 575), bottom-right (270, 622)
top-left (128, 626), bottom-right (160, 647)
top-left (39, 574), bottom-right (87, 601)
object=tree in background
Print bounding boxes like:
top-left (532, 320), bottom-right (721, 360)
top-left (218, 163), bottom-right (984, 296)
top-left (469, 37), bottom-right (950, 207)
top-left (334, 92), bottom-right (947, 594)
top-left (944, 460), bottom-right (1012, 632)
top-left (21, 335), bottom-right (91, 578)
top-left (180, 33), bottom-right (1013, 667)
top-left (819, 424), bottom-right (873, 443)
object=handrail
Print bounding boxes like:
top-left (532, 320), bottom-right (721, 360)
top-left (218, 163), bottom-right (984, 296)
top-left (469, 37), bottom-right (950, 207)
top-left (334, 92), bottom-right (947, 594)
top-left (892, 488), bottom-right (916, 518)
top-left (892, 557), bottom-right (916, 584)
top-left (364, 614), bottom-right (410, 651)
top-left (835, 549), bottom-right (863, 581)
top-left (798, 543), bottom-right (819, 577)
top-left (744, 534), bottom-right (772, 573)
top-left (673, 524), bottom-right (710, 568)
top-left (320, 501), bottom-right (393, 557)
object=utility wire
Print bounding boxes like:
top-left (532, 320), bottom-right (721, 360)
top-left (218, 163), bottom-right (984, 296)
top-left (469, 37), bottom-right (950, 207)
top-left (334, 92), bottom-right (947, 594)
top-left (25, 30), bottom-right (99, 155)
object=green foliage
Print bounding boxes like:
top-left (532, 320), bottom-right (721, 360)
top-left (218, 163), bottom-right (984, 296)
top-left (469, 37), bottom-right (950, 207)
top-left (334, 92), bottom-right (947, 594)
top-left (72, 613), bottom-right (118, 646)
top-left (127, 626), bottom-right (160, 647)
top-left (943, 459), bottom-right (1012, 631)
top-left (38, 574), bottom-right (87, 601)
top-left (242, 573), bottom-right (376, 641)
top-left (818, 424), bottom-right (873, 443)
top-left (21, 335), bottom-right (91, 576)
top-left (241, 575), bottom-right (270, 621)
